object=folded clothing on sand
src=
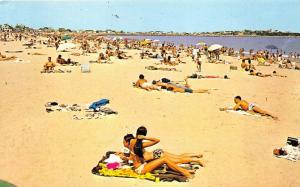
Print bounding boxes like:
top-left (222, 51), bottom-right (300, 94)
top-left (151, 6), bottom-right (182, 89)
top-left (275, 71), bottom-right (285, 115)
top-left (274, 137), bottom-right (300, 161)
top-left (45, 101), bottom-right (117, 120)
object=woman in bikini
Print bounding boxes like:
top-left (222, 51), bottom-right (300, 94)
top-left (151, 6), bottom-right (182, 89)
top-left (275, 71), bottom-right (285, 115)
top-left (131, 126), bottom-right (205, 166)
top-left (123, 134), bottom-right (194, 179)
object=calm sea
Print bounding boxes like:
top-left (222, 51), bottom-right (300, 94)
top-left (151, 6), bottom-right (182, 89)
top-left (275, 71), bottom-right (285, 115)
top-left (120, 35), bottom-right (300, 54)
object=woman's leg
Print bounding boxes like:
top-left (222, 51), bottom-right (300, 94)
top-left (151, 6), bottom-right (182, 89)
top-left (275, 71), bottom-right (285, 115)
top-left (162, 152), bottom-right (204, 166)
top-left (141, 157), bottom-right (193, 178)
top-left (164, 152), bottom-right (203, 159)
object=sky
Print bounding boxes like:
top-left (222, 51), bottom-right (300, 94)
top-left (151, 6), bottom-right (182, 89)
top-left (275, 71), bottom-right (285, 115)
top-left (0, 0), bottom-right (300, 32)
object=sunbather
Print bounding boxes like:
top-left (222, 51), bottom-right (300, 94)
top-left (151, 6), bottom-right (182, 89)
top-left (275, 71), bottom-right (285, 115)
top-left (153, 78), bottom-right (210, 94)
top-left (131, 126), bottom-right (204, 166)
top-left (249, 70), bottom-right (272, 77)
top-left (135, 74), bottom-right (160, 91)
top-left (272, 71), bottom-right (287, 77)
top-left (123, 134), bottom-right (194, 179)
top-left (219, 96), bottom-right (278, 120)
top-left (56, 55), bottom-right (66, 64)
top-left (43, 57), bottom-right (55, 71)
top-left (0, 52), bottom-right (16, 61)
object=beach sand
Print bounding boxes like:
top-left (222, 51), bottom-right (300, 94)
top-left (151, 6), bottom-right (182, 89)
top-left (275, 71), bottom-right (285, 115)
top-left (1, 40), bottom-right (300, 187)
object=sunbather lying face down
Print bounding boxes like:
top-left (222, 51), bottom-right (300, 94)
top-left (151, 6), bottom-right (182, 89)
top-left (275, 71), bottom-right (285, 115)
top-left (153, 78), bottom-right (210, 94)
top-left (219, 96), bottom-right (278, 120)
top-left (249, 70), bottom-right (271, 77)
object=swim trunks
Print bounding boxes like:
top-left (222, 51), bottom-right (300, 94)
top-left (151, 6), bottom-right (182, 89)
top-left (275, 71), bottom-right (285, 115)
top-left (184, 88), bottom-right (193, 93)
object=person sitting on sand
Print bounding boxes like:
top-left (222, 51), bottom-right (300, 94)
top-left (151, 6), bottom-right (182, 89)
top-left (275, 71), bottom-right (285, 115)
top-left (153, 77), bottom-right (211, 94)
top-left (219, 96), bottom-right (278, 119)
top-left (43, 57), bottom-right (55, 71)
top-left (97, 52), bottom-right (107, 63)
top-left (135, 74), bottom-right (160, 91)
top-left (249, 70), bottom-right (272, 77)
top-left (123, 134), bottom-right (194, 179)
top-left (56, 55), bottom-right (66, 64)
top-left (241, 59), bottom-right (248, 69)
top-left (131, 126), bottom-right (205, 166)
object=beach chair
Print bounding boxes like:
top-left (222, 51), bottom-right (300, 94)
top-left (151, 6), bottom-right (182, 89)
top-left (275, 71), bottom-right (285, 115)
top-left (81, 64), bottom-right (90, 73)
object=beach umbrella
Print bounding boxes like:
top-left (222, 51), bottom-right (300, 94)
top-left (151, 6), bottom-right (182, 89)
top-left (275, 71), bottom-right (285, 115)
top-left (112, 36), bottom-right (123, 41)
top-left (208, 44), bottom-right (222, 51)
top-left (153, 39), bottom-right (160, 43)
top-left (61, 35), bottom-right (72, 40)
top-left (57, 43), bottom-right (76, 51)
top-left (196, 42), bottom-right (206, 46)
top-left (265, 44), bottom-right (278, 50)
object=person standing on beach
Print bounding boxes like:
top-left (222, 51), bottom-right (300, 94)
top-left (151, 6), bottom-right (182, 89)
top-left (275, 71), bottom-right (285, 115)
top-left (195, 57), bottom-right (202, 72)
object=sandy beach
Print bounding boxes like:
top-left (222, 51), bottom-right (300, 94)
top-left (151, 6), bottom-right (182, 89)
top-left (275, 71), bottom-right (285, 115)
top-left (1, 39), bottom-right (300, 187)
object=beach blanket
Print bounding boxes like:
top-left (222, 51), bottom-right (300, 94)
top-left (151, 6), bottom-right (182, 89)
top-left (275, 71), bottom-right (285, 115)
top-left (92, 151), bottom-right (201, 182)
top-left (45, 101), bottom-right (117, 120)
top-left (145, 66), bottom-right (181, 72)
top-left (40, 69), bottom-right (72, 73)
top-left (5, 50), bottom-right (23, 53)
top-left (226, 110), bottom-right (261, 117)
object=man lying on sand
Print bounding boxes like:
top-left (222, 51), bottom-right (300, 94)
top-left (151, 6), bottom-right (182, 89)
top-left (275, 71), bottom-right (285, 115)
top-left (187, 73), bottom-right (229, 79)
top-left (0, 52), bottom-right (17, 61)
top-left (272, 71), bottom-right (287, 77)
top-left (153, 77), bottom-right (211, 94)
top-left (135, 74), bottom-right (160, 91)
top-left (56, 55), bottom-right (78, 65)
top-left (219, 96), bottom-right (278, 120)
top-left (43, 57), bottom-right (55, 72)
top-left (249, 70), bottom-right (272, 77)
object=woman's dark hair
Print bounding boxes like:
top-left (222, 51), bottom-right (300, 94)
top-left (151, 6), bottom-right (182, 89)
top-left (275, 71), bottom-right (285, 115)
top-left (161, 86), bottom-right (167, 89)
top-left (124, 134), bottom-right (134, 143)
top-left (235, 96), bottom-right (242, 100)
top-left (136, 126), bottom-right (147, 136)
top-left (134, 126), bottom-right (147, 159)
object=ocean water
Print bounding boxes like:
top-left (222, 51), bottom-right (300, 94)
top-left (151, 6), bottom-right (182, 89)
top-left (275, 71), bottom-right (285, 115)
top-left (120, 35), bottom-right (300, 53)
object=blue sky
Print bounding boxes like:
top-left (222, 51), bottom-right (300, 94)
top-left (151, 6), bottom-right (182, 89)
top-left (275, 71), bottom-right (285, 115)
top-left (0, 0), bottom-right (300, 32)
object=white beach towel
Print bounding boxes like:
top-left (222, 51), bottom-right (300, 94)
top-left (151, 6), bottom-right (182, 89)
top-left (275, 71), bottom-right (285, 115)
top-left (226, 110), bottom-right (261, 117)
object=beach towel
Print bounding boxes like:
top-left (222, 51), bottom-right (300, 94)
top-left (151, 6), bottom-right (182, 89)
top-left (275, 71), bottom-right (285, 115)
top-left (91, 151), bottom-right (200, 182)
top-left (226, 110), bottom-right (261, 117)
top-left (89, 99), bottom-right (109, 110)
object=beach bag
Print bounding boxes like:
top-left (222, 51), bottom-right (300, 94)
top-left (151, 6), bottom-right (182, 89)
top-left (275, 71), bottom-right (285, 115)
top-left (81, 64), bottom-right (90, 73)
top-left (161, 78), bottom-right (171, 83)
top-left (89, 99), bottom-right (109, 110)
top-left (287, 137), bottom-right (299, 147)
top-left (230, 65), bottom-right (237, 70)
